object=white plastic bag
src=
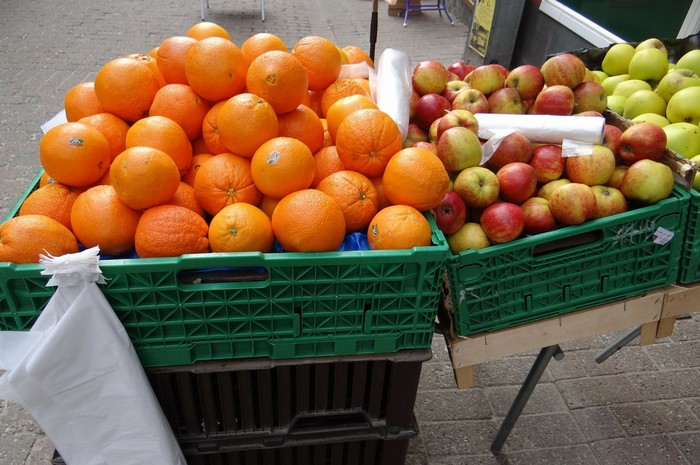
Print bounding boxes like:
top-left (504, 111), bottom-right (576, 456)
top-left (0, 247), bottom-right (186, 465)
top-left (374, 48), bottom-right (413, 141)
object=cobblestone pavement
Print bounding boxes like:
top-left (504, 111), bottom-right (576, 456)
top-left (1, 1), bottom-right (699, 464)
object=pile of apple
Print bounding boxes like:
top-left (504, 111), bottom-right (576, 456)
top-left (406, 55), bottom-right (676, 254)
top-left (591, 38), bottom-right (700, 183)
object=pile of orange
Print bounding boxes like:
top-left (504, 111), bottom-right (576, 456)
top-left (0, 22), bottom-right (449, 264)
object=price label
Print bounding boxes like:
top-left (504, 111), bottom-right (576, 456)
top-left (652, 227), bottom-right (674, 245)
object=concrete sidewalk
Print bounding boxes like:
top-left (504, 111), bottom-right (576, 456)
top-left (1, 1), bottom-right (699, 464)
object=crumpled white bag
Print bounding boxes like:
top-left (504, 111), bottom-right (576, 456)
top-left (0, 247), bottom-right (186, 465)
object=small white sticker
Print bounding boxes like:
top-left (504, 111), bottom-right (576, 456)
top-left (652, 227), bottom-right (674, 245)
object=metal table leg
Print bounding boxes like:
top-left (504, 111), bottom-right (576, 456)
top-left (490, 344), bottom-right (564, 455)
top-left (595, 325), bottom-right (641, 364)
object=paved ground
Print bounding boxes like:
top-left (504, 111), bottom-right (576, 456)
top-left (1, 0), bottom-right (699, 464)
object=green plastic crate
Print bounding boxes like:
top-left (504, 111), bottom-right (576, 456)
top-left (679, 189), bottom-right (700, 283)
top-left (0, 174), bottom-right (449, 367)
top-left (445, 186), bottom-right (690, 336)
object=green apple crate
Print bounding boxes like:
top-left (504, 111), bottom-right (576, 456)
top-left (0, 172), bottom-right (449, 368)
top-left (444, 185), bottom-right (690, 336)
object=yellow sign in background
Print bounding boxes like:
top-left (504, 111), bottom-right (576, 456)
top-left (468, 0), bottom-right (496, 57)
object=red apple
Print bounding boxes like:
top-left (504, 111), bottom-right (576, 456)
top-left (453, 166), bottom-right (500, 208)
top-left (409, 90), bottom-right (421, 121)
top-left (548, 182), bottom-right (597, 225)
top-left (607, 165), bottom-right (628, 190)
top-left (591, 185), bottom-right (627, 219)
top-left (530, 85), bottom-right (575, 115)
top-left (446, 71), bottom-right (461, 82)
top-left (442, 80), bottom-right (470, 103)
top-left (403, 123), bottom-right (429, 148)
top-left (520, 196), bottom-right (557, 234)
top-left (447, 60), bottom-right (475, 80)
top-left (491, 63), bottom-right (509, 80)
top-left (576, 110), bottom-right (605, 117)
top-left (436, 109), bottom-right (479, 140)
top-left (429, 117), bottom-right (441, 144)
top-left (496, 162), bottom-right (538, 204)
top-left (464, 64), bottom-right (506, 96)
top-left (451, 88), bottom-right (490, 114)
top-left (479, 202), bottom-right (525, 244)
top-left (412, 60), bottom-right (449, 96)
top-left (505, 64), bottom-right (545, 101)
top-left (486, 132), bottom-right (533, 171)
top-left (540, 53), bottom-right (587, 89)
top-left (572, 81), bottom-right (607, 114)
top-left (620, 159), bottom-right (675, 205)
top-left (436, 126), bottom-right (483, 172)
top-left (564, 145), bottom-right (617, 186)
top-left (529, 144), bottom-right (564, 183)
top-left (414, 93), bottom-right (451, 131)
top-left (412, 140), bottom-right (438, 154)
top-left (433, 191), bottom-right (468, 235)
top-left (487, 87), bottom-right (524, 114)
top-left (447, 222), bottom-right (490, 253)
top-left (618, 122), bottom-right (667, 165)
top-left (602, 124), bottom-right (623, 162)
top-left (538, 178), bottom-right (571, 200)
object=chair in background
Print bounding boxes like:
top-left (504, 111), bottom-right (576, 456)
top-left (402, 0), bottom-right (454, 27)
top-left (200, 0), bottom-right (266, 21)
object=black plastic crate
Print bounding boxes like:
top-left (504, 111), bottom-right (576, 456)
top-left (146, 349), bottom-right (430, 450)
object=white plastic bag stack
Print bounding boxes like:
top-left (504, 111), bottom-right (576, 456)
top-left (0, 247), bottom-right (186, 465)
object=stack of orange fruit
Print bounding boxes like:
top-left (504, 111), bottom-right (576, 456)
top-left (0, 22), bottom-right (450, 263)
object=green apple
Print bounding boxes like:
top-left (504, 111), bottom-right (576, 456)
top-left (612, 79), bottom-right (652, 98)
top-left (655, 68), bottom-right (700, 102)
top-left (620, 159), bottom-right (675, 204)
top-left (628, 48), bottom-right (669, 82)
top-left (663, 122), bottom-right (700, 157)
top-left (635, 38), bottom-right (668, 57)
top-left (606, 94), bottom-right (627, 114)
top-left (666, 86), bottom-right (700, 124)
top-left (601, 74), bottom-right (630, 96)
top-left (591, 70), bottom-right (609, 84)
top-left (675, 49), bottom-right (700, 76)
top-left (631, 112), bottom-right (670, 127)
top-left (602, 43), bottom-right (636, 76)
top-left (622, 89), bottom-right (667, 120)
top-left (690, 154), bottom-right (700, 190)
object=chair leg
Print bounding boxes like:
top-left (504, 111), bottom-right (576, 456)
top-left (261, 0), bottom-right (265, 21)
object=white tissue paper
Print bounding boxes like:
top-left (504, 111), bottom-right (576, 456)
top-left (0, 247), bottom-right (186, 465)
top-left (475, 113), bottom-right (606, 164)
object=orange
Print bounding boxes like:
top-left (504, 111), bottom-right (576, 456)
top-left (271, 189), bottom-right (346, 252)
top-left (0, 215), bottom-right (79, 264)
top-left (217, 93), bottom-right (279, 157)
top-left (320, 79), bottom-right (371, 117)
top-left (156, 35), bottom-right (198, 85)
top-left (367, 205), bottom-right (432, 250)
top-left (335, 108), bottom-right (403, 177)
top-left (39, 121), bottom-right (111, 188)
top-left (19, 183), bottom-right (80, 231)
top-left (109, 146), bottom-right (181, 210)
top-left (149, 83), bottom-right (211, 141)
top-left (134, 205), bottom-right (209, 258)
top-left (201, 100), bottom-right (229, 154)
top-left (125, 115), bottom-right (193, 175)
top-left (78, 112), bottom-right (130, 162)
top-left (250, 137), bottom-right (316, 199)
top-left (306, 89), bottom-right (324, 118)
top-left (311, 145), bottom-right (344, 187)
top-left (94, 56), bottom-right (161, 122)
top-left (337, 46), bottom-right (350, 64)
top-left (191, 136), bottom-right (210, 155)
top-left (208, 203), bottom-right (274, 253)
top-left (64, 82), bottom-right (104, 122)
top-left (70, 184), bottom-right (142, 256)
top-left (166, 181), bottom-right (206, 218)
top-left (245, 50), bottom-right (309, 115)
top-left (185, 21), bottom-right (231, 40)
top-left (241, 32), bottom-right (288, 66)
top-left (316, 170), bottom-right (378, 233)
top-left (342, 45), bottom-right (374, 67)
top-left (321, 118), bottom-right (333, 148)
top-left (124, 53), bottom-right (166, 87)
top-left (185, 37), bottom-right (248, 102)
top-left (258, 195), bottom-right (280, 219)
top-left (353, 78), bottom-right (372, 95)
top-left (326, 94), bottom-right (378, 142)
top-left (291, 36), bottom-right (343, 91)
top-left (182, 153), bottom-right (214, 187)
top-left (371, 176), bottom-right (392, 210)
top-left (381, 147), bottom-right (450, 212)
top-left (193, 152), bottom-right (262, 216)
top-left (276, 104), bottom-right (325, 154)
top-left (39, 172), bottom-right (57, 187)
